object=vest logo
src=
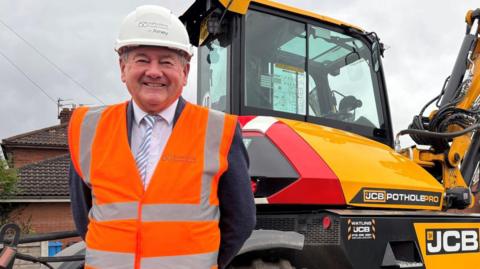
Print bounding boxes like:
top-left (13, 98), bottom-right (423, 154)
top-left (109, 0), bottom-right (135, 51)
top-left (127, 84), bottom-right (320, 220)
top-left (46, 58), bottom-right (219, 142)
top-left (426, 229), bottom-right (479, 255)
top-left (161, 154), bottom-right (196, 163)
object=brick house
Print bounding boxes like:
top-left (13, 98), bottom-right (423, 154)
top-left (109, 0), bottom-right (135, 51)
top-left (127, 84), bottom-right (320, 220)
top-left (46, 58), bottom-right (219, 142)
top-left (1, 108), bottom-right (79, 250)
top-left (1, 124), bottom-right (68, 169)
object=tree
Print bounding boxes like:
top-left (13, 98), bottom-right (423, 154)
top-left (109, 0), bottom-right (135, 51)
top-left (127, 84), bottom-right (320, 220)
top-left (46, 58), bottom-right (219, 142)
top-left (0, 158), bottom-right (17, 198)
top-left (0, 158), bottom-right (18, 226)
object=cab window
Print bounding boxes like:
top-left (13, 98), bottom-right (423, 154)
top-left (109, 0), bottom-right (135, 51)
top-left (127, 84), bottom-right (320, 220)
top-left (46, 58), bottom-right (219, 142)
top-left (244, 10), bottom-right (307, 115)
top-left (198, 39), bottom-right (230, 112)
top-left (244, 10), bottom-right (384, 129)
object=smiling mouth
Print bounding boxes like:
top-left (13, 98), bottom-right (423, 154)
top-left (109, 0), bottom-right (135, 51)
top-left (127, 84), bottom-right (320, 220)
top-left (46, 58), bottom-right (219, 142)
top-left (143, 82), bottom-right (167, 88)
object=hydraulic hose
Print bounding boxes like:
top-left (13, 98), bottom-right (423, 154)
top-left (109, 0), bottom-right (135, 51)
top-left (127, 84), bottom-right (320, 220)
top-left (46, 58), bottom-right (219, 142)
top-left (395, 123), bottom-right (480, 151)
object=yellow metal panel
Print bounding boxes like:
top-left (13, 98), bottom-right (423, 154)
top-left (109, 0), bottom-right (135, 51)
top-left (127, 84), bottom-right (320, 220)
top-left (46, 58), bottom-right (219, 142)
top-left (414, 222), bottom-right (480, 267)
top-left (218, 0), bottom-right (251, 15)
top-left (280, 119), bottom-right (444, 210)
top-left (252, 0), bottom-right (362, 31)
top-left (216, 0), bottom-right (362, 30)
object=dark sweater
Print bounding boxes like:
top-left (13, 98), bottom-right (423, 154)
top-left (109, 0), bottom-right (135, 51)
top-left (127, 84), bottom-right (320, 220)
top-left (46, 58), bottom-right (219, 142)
top-left (68, 97), bottom-right (256, 268)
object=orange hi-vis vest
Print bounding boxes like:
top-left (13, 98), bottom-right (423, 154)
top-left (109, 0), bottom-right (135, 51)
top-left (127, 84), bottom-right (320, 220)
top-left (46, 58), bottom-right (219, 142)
top-left (68, 101), bottom-right (237, 269)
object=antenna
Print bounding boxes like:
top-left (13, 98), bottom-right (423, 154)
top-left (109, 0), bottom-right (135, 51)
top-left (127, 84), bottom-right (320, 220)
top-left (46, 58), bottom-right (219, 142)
top-left (57, 98), bottom-right (75, 118)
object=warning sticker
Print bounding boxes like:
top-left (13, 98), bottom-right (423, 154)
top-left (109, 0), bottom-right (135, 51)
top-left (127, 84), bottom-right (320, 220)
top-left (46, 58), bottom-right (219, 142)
top-left (347, 219), bottom-right (376, 240)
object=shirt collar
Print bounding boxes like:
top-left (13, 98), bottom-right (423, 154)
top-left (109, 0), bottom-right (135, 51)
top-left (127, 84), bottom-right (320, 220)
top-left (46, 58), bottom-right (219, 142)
top-left (132, 98), bottom-right (178, 126)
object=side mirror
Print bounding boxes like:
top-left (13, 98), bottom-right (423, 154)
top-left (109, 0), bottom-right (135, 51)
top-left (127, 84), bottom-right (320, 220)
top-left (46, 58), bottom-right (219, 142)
top-left (372, 41), bottom-right (380, 72)
top-left (370, 34), bottom-right (385, 73)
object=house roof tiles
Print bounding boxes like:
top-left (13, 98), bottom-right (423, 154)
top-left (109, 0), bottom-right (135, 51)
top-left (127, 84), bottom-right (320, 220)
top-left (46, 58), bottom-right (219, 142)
top-left (14, 154), bottom-right (70, 199)
top-left (2, 124), bottom-right (68, 148)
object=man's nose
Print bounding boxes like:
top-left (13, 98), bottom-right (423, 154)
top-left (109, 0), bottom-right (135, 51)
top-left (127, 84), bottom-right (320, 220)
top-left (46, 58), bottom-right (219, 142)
top-left (145, 63), bottom-right (164, 78)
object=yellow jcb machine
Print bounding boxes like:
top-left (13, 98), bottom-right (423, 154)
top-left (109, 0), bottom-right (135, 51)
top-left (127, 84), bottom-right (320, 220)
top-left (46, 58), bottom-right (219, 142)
top-left (180, 0), bottom-right (480, 268)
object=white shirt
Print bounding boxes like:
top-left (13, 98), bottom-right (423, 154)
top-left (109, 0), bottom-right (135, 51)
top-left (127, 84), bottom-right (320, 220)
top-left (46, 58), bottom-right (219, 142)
top-left (131, 99), bottom-right (178, 189)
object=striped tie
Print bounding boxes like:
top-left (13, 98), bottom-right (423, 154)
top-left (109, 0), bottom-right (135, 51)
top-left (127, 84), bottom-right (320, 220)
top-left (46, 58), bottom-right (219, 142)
top-left (135, 114), bottom-right (158, 186)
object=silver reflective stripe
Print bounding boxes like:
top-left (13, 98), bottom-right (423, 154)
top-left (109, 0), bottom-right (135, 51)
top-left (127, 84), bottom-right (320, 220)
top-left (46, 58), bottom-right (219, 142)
top-left (85, 248), bottom-right (134, 269)
top-left (202, 110), bottom-right (225, 205)
top-left (142, 204), bottom-right (219, 221)
top-left (90, 201), bottom-right (139, 221)
top-left (141, 251), bottom-right (218, 269)
top-left (79, 106), bottom-right (105, 185)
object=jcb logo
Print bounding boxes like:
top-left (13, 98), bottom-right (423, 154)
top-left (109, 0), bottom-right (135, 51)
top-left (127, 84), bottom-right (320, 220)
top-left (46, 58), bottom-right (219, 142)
top-left (426, 229), bottom-right (479, 255)
top-left (363, 190), bottom-right (386, 203)
top-left (353, 226), bottom-right (370, 233)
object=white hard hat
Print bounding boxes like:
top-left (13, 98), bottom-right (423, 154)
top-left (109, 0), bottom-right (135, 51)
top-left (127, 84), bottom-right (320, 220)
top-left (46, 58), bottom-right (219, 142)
top-left (115, 5), bottom-right (193, 56)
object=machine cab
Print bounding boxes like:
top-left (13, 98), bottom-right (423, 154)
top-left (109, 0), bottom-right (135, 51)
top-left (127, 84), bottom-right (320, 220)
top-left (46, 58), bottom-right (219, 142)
top-left (182, 0), bottom-right (393, 146)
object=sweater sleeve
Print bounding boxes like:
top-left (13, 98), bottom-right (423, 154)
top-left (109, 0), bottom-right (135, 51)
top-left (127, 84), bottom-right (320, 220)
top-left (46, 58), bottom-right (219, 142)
top-left (217, 123), bottom-right (256, 269)
top-left (68, 161), bottom-right (92, 240)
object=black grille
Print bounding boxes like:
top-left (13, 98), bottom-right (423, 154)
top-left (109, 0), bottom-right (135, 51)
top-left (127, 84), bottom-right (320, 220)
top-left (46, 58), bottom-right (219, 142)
top-left (256, 214), bottom-right (340, 246)
top-left (304, 217), bottom-right (341, 245)
top-left (256, 215), bottom-right (296, 231)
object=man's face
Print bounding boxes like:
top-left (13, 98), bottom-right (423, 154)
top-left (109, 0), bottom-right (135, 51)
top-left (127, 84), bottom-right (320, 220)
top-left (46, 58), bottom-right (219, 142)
top-left (120, 46), bottom-right (190, 113)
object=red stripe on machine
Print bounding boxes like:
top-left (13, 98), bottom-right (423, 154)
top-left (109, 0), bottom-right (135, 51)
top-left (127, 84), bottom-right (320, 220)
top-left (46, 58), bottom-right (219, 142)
top-left (265, 122), bottom-right (345, 205)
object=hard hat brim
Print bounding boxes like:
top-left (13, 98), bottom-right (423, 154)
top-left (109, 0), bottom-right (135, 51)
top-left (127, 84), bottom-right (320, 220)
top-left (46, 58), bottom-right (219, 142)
top-left (115, 38), bottom-right (193, 56)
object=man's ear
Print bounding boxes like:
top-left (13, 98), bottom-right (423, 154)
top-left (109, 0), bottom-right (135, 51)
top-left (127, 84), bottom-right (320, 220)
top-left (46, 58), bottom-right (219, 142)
top-left (120, 58), bottom-right (126, 83)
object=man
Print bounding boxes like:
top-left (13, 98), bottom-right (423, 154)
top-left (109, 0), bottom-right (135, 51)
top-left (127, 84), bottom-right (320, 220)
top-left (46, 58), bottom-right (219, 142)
top-left (68, 5), bottom-right (255, 269)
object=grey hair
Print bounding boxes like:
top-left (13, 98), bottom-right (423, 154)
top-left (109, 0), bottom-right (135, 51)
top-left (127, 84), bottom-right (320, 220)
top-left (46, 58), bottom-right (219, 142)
top-left (119, 46), bottom-right (190, 67)
top-left (120, 49), bottom-right (130, 62)
top-left (175, 50), bottom-right (190, 67)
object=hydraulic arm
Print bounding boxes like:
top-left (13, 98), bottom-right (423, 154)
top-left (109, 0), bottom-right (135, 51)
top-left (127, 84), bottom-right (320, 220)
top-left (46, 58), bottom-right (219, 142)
top-left (397, 9), bottom-right (480, 209)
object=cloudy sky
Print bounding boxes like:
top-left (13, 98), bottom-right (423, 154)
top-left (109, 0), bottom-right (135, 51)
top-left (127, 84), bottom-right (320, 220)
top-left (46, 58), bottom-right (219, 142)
top-left (0, 0), bottom-right (478, 152)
